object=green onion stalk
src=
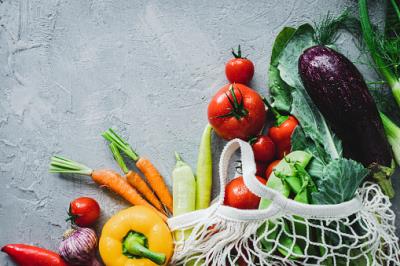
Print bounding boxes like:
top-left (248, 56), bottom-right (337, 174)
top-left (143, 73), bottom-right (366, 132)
top-left (359, 0), bottom-right (400, 165)
top-left (359, 0), bottom-right (400, 106)
top-left (380, 112), bottom-right (400, 165)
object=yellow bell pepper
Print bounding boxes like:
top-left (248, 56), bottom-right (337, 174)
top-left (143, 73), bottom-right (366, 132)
top-left (99, 206), bottom-right (173, 266)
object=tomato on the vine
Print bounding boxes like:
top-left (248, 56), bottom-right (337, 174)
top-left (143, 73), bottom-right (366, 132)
top-left (250, 135), bottom-right (276, 163)
top-left (208, 83), bottom-right (266, 140)
top-left (268, 116), bottom-right (298, 159)
top-left (67, 197), bottom-right (100, 227)
top-left (264, 98), bottom-right (299, 159)
top-left (225, 45), bottom-right (254, 84)
top-left (255, 161), bottom-right (267, 178)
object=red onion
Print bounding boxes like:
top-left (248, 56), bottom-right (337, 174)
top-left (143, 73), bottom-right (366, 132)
top-left (59, 227), bottom-right (100, 266)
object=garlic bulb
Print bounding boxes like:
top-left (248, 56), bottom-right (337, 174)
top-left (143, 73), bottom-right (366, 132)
top-left (59, 227), bottom-right (99, 265)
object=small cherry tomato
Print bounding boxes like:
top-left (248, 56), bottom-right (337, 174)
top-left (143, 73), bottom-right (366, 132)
top-left (225, 45), bottom-right (255, 84)
top-left (265, 160), bottom-right (281, 179)
top-left (224, 176), bottom-right (266, 209)
top-left (250, 135), bottom-right (276, 162)
top-left (268, 116), bottom-right (298, 159)
top-left (238, 256), bottom-right (248, 266)
top-left (255, 161), bottom-right (267, 178)
top-left (67, 197), bottom-right (100, 227)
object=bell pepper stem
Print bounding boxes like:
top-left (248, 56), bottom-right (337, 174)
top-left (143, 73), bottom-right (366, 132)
top-left (124, 232), bottom-right (166, 265)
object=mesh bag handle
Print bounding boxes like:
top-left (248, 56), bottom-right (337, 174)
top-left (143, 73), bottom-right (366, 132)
top-left (168, 139), bottom-right (363, 228)
top-left (168, 140), bottom-right (400, 265)
top-left (216, 139), bottom-right (363, 219)
top-left (236, 139), bottom-right (363, 217)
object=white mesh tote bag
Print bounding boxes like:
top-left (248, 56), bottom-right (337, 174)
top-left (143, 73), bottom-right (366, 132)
top-left (167, 139), bottom-right (400, 265)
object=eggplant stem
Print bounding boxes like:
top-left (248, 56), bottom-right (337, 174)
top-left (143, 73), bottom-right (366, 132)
top-left (369, 162), bottom-right (396, 198)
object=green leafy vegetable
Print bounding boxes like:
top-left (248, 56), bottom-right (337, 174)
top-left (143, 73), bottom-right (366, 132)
top-left (277, 24), bottom-right (315, 88)
top-left (268, 27), bottom-right (296, 113)
top-left (291, 127), bottom-right (326, 178)
top-left (312, 158), bottom-right (369, 204)
top-left (268, 19), bottom-right (369, 204)
top-left (276, 23), bottom-right (342, 161)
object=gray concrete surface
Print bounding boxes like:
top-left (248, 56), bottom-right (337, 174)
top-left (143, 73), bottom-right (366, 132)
top-left (0, 0), bottom-right (396, 265)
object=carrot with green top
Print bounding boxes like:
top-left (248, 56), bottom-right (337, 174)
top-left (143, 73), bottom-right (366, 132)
top-left (102, 129), bottom-right (173, 213)
top-left (108, 142), bottom-right (165, 214)
top-left (49, 155), bottom-right (167, 221)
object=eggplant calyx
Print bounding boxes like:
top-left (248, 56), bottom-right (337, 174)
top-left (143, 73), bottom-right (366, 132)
top-left (369, 161), bottom-right (396, 198)
top-left (217, 84), bottom-right (249, 120)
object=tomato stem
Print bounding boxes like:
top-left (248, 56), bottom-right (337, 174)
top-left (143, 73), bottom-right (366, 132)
top-left (231, 45), bottom-right (242, 58)
top-left (262, 97), bottom-right (289, 126)
top-left (66, 206), bottom-right (79, 224)
top-left (216, 84), bottom-right (249, 120)
top-left (248, 137), bottom-right (258, 146)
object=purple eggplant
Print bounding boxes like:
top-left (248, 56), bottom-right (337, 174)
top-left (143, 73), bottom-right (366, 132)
top-left (298, 45), bottom-right (395, 197)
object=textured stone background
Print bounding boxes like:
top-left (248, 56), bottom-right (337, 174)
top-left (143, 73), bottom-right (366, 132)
top-left (0, 0), bottom-right (396, 265)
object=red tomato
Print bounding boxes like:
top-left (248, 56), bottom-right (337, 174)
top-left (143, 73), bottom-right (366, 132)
top-left (208, 84), bottom-right (266, 140)
top-left (255, 161), bottom-right (267, 178)
top-left (238, 256), bottom-right (248, 266)
top-left (68, 197), bottom-right (100, 227)
top-left (225, 45), bottom-right (254, 84)
top-left (251, 135), bottom-right (276, 162)
top-left (268, 116), bottom-right (298, 159)
top-left (224, 176), bottom-right (267, 209)
top-left (265, 160), bottom-right (281, 179)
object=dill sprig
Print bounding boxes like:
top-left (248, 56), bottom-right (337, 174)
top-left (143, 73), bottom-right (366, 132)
top-left (314, 9), bottom-right (361, 45)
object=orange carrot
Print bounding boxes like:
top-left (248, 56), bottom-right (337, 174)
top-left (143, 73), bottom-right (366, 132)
top-left (126, 170), bottom-right (165, 213)
top-left (108, 142), bottom-right (166, 214)
top-left (49, 156), bottom-right (167, 221)
top-left (136, 157), bottom-right (173, 213)
top-left (102, 129), bottom-right (173, 213)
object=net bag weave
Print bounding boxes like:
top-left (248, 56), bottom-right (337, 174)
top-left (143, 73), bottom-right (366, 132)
top-left (167, 139), bottom-right (400, 265)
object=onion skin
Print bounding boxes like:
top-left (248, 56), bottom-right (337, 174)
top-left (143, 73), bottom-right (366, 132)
top-left (59, 227), bottom-right (99, 266)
